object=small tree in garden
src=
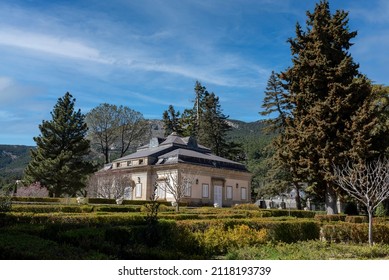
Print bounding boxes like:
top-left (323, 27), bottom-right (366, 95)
top-left (158, 169), bottom-right (195, 212)
top-left (144, 184), bottom-right (160, 246)
top-left (87, 173), bottom-right (134, 199)
top-left (333, 158), bottom-right (389, 245)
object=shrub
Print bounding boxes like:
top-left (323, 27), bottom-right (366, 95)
top-left (0, 231), bottom-right (108, 259)
top-left (232, 203), bottom-right (259, 210)
top-left (11, 196), bottom-right (60, 203)
top-left (11, 205), bottom-right (95, 213)
top-left (0, 196), bottom-right (12, 212)
top-left (375, 203), bottom-right (387, 217)
top-left (321, 223), bottom-right (389, 244)
top-left (345, 216), bottom-right (368, 223)
top-left (158, 204), bottom-right (175, 212)
top-left (4, 212), bottom-right (147, 226)
top-left (260, 209), bottom-right (316, 218)
top-left (314, 214), bottom-right (346, 222)
top-left (177, 218), bottom-right (320, 244)
top-left (267, 221), bottom-right (320, 243)
top-left (87, 198), bottom-right (116, 204)
top-left (195, 223), bottom-right (272, 256)
top-left (104, 227), bottom-right (132, 246)
top-left (95, 206), bottom-right (140, 213)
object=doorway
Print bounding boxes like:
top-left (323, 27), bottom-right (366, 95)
top-left (214, 185), bottom-right (223, 207)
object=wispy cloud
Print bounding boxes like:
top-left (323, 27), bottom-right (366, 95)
top-left (349, 0), bottom-right (389, 24)
top-left (0, 27), bottom-right (108, 63)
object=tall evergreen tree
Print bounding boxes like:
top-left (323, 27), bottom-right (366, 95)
top-left (162, 105), bottom-right (183, 137)
top-left (279, 1), bottom-right (388, 213)
top-left (260, 71), bottom-right (302, 208)
top-left (162, 81), bottom-right (239, 159)
top-left (179, 81), bottom-right (208, 137)
top-left (260, 71), bottom-right (291, 133)
top-left (198, 92), bottom-right (231, 157)
top-left (24, 92), bottom-right (95, 197)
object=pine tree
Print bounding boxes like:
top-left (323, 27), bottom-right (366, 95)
top-left (198, 92), bottom-right (231, 157)
top-left (162, 105), bottom-right (183, 136)
top-left (161, 81), bottom-right (239, 159)
top-left (260, 71), bottom-right (291, 133)
top-left (24, 92), bottom-right (95, 197)
top-left (179, 81), bottom-right (208, 137)
top-left (259, 71), bottom-right (303, 208)
top-left (279, 1), bottom-right (388, 213)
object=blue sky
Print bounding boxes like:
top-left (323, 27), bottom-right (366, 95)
top-left (0, 0), bottom-right (388, 146)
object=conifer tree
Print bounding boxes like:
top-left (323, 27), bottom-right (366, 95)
top-left (260, 71), bottom-right (291, 133)
top-left (162, 81), bottom-right (239, 159)
top-left (24, 92), bottom-right (95, 197)
top-left (260, 71), bottom-right (303, 209)
top-left (162, 105), bottom-right (183, 136)
top-left (279, 1), bottom-right (388, 213)
top-left (198, 91), bottom-right (231, 157)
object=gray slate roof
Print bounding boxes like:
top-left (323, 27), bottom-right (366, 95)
top-left (112, 133), bottom-right (248, 172)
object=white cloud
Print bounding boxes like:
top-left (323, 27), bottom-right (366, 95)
top-left (0, 27), bottom-right (109, 63)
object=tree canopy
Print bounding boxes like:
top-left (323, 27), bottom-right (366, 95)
top-left (86, 103), bottom-right (150, 164)
top-left (272, 0), bottom-right (389, 213)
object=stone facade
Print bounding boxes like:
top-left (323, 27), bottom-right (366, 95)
top-left (95, 133), bottom-right (252, 207)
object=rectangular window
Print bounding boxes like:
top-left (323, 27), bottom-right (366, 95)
top-left (184, 181), bottom-right (191, 197)
top-left (202, 184), bottom-right (209, 198)
top-left (226, 186), bottom-right (233, 200)
top-left (135, 183), bottom-right (142, 198)
top-left (241, 187), bottom-right (247, 200)
top-left (157, 182), bottom-right (166, 199)
top-left (116, 162), bottom-right (120, 168)
top-left (123, 186), bottom-right (133, 200)
top-left (126, 161), bottom-right (132, 167)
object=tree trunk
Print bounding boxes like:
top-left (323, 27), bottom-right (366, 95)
top-left (325, 183), bottom-right (338, 214)
top-left (368, 208), bottom-right (373, 246)
top-left (175, 201), bottom-right (180, 212)
top-left (105, 146), bottom-right (109, 164)
top-left (293, 182), bottom-right (302, 210)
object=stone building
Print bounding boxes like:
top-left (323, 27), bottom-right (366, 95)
top-left (94, 133), bottom-right (252, 207)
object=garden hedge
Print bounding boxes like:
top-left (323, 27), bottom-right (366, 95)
top-left (321, 222), bottom-right (389, 244)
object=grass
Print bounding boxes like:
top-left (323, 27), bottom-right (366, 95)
top-left (224, 241), bottom-right (389, 260)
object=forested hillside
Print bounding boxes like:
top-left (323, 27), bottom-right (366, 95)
top-left (0, 145), bottom-right (32, 185)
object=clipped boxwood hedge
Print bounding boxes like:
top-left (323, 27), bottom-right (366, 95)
top-left (345, 216), bottom-right (368, 223)
top-left (11, 205), bottom-right (95, 213)
top-left (321, 222), bottom-right (389, 244)
top-left (2, 212), bottom-right (147, 226)
top-left (260, 209), bottom-right (316, 218)
top-left (11, 197), bottom-right (61, 203)
top-left (176, 218), bottom-right (320, 243)
top-left (314, 214), bottom-right (346, 222)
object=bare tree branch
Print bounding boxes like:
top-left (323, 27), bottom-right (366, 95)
top-left (333, 157), bottom-right (389, 245)
top-left (156, 168), bottom-right (196, 211)
top-left (87, 173), bottom-right (134, 200)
